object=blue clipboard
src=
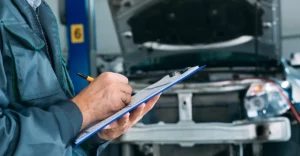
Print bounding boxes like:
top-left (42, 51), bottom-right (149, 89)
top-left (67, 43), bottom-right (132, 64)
top-left (74, 65), bottom-right (206, 145)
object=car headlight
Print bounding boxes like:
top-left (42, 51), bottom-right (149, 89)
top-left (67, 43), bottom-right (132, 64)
top-left (244, 81), bottom-right (291, 119)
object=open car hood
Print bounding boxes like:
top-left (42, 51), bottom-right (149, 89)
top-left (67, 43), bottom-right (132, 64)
top-left (108, 0), bottom-right (281, 72)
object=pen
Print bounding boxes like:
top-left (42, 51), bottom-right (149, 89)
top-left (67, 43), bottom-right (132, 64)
top-left (77, 73), bottom-right (94, 82)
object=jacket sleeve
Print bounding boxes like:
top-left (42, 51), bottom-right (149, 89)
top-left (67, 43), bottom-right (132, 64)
top-left (0, 50), bottom-right (81, 155)
top-left (0, 50), bottom-right (112, 155)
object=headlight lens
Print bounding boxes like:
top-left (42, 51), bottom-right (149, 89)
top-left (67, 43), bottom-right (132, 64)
top-left (244, 82), bottom-right (290, 119)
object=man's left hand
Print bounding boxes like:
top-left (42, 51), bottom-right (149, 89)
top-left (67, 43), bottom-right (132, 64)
top-left (98, 94), bottom-right (161, 140)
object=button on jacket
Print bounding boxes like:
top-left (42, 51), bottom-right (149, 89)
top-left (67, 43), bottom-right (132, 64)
top-left (0, 0), bottom-right (108, 155)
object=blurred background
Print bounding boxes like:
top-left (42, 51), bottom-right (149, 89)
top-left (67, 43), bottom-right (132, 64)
top-left (48, 0), bottom-right (300, 155)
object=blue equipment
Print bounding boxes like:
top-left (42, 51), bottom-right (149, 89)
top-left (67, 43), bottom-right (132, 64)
top-left (65, 0), bottom-right (91, 94)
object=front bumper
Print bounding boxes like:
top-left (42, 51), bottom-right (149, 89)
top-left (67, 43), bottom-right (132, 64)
top-left (119, 117), bottom-right (291, 146)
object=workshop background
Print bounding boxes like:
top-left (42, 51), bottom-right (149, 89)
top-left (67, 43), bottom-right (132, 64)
top-left (47, 0), bottom-right (300, 156)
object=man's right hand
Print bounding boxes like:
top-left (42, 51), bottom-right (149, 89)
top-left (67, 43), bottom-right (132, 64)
top-left (71, 72), bottom-right (133, 130)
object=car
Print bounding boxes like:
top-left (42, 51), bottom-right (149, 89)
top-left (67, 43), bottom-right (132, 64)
top-left (103, 0), bottom-right (300, 155)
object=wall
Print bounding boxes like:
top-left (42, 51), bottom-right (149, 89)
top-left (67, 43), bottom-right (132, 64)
top-left (94, 0), bottom-right (122, 54)
top-left (281, 0), bottom-right (300, 59)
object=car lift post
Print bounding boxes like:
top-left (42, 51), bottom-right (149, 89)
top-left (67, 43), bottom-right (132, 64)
top-left (65, 0), bottom-right (91, 94)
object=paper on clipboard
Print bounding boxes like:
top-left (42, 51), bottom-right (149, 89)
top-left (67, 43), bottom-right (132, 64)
top-left (74, 65), bottom-right (206, 145)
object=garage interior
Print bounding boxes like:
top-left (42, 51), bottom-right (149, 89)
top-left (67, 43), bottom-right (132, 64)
top-left (50, 0), bottom-right (300, 156)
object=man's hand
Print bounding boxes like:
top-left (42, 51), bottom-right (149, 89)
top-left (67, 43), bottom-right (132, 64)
top-left (98, 94), bottom-right (161, 140)
top-left (72, 72), bottom-right (133, 130)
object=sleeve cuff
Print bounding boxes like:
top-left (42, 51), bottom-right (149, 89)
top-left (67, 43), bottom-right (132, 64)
top-left (58, 100), bottom-right (83, 138)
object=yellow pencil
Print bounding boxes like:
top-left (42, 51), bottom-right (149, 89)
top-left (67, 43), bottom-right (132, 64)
top-left (77, 73), bottom-right (95, 82)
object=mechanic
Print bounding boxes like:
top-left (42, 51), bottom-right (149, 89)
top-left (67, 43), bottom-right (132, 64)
top-left (0, 0), bottom-right (160, 155)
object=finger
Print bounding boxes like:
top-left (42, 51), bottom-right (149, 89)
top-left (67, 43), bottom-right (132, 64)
top-left (120, 92), bottom-right (132, 105)
top-left (114, 73), bottom-right (129, 84)
top-left (118, 113), bottom-right (130, 127)
top-left (142, 94), bottom-right (161, 114)
top-left (103, 124), bottom-right (111, 129)
top-left (117, 83), bottom-right (132, 95)
top-left (129, 103), bottom-right (145, 123)
top-left (104, 121), bottom-right (117, 129)
top-left (104, 113), bottom-right (130, 129)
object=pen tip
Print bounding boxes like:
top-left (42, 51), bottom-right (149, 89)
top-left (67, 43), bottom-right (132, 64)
top-left (77, 73), bottom-right (88, 79)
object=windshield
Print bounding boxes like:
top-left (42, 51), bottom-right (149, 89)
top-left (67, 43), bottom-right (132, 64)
top-left (129, 51), bottom-right (278, 73)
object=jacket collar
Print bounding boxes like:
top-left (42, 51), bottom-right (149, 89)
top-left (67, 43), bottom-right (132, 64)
top-left (11, 0), bottom-right (44, 38)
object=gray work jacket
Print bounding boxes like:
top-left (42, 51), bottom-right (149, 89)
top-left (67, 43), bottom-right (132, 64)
top-left (0, 0), bottom-right (108, 155)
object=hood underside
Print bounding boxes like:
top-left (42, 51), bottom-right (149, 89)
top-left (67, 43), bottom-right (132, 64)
top-left (128, 0), bottom-right (263, 45)
top-left (109, 0), bottom-right (281, 72)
